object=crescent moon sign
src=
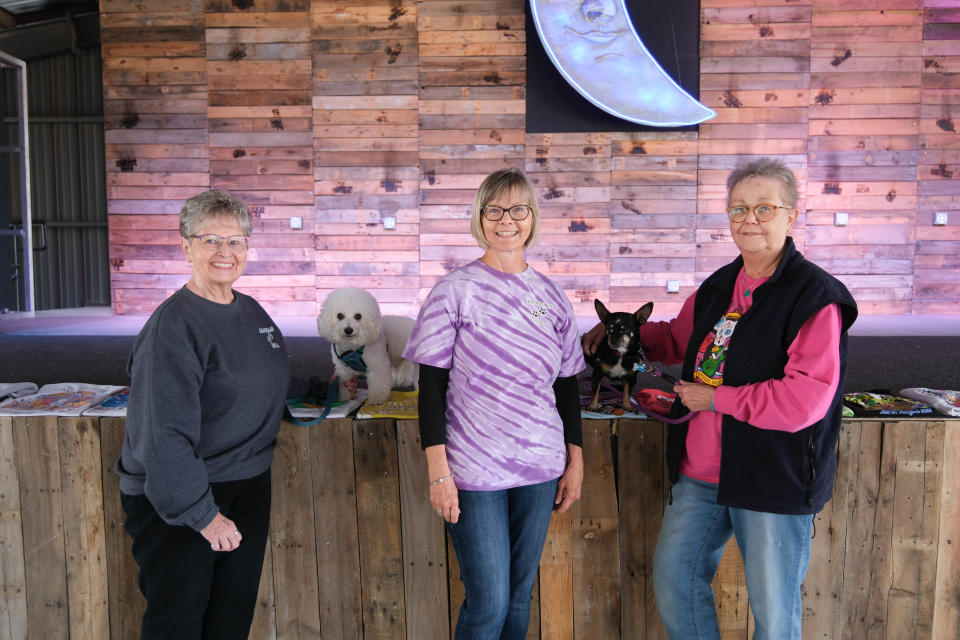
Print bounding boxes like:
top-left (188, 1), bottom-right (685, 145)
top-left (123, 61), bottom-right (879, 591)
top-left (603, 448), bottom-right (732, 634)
top-left (530, 0), bottom-right (717, 127)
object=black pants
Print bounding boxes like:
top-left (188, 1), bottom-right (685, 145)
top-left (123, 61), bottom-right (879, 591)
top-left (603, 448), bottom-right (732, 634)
top-left (121, 469), bottom-right (272, 640)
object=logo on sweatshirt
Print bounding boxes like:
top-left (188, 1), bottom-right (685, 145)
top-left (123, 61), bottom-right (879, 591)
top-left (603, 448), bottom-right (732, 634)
top-left (259, 325), bottom-right (280, 349)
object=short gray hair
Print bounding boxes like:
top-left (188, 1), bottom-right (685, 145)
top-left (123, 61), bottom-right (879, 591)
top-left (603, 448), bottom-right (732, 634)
top-left (726, 157), bottom-right (800, 208)
top-left (469, 167), bottom-right (540, 250)
top-left (179, 189), bottom-right (253, 239)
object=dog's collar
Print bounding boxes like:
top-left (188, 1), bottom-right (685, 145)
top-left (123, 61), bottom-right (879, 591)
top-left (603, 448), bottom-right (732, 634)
top-left (334, 344), bottom-right (368, 373)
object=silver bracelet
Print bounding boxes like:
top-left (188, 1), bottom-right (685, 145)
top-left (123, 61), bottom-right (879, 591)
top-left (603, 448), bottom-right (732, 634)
top-left (430, 474), bottom-right (453, 487)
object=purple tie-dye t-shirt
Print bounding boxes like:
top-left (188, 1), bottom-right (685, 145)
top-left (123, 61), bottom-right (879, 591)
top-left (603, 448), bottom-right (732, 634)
top-left (402, 259), bottom-right (585, 491)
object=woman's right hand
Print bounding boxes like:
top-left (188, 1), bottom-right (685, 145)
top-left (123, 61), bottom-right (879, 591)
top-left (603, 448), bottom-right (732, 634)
top-left (582, 322), bottom-right (606, 356)
top-left (425, 444), bottom-right (460, 523)
top-left (200, 512), bottom-right (242, 552)
top-left (430, 476), bottom-right (460, 523)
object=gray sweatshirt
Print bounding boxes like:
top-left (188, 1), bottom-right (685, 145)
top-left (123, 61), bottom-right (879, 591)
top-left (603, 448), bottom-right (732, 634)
top-left (116, 287), bottom-right (290, 531)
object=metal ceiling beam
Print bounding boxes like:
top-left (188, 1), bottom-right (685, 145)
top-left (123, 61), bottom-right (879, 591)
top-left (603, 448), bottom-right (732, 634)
top-left (0, 10), bottom-right (98, 61)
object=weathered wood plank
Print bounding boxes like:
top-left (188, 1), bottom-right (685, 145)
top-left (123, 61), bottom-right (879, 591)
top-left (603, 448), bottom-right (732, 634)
top-left (447, 532), bottom-right (464, 639)
top-left (803, 421), bottom-right (852, 640)
top-left (572, 420), bottom-right (620, 639)
top-left (540, 509), bottom-right (574, 640)
top-left (931, 418), bottom-right (960, 639)
top-left (310, 418), bottom-right (362, 639)
top-left (353, 419), bottom-right (406, 639)
top-left (98, 417), bottom-right (144, 640)
top-left (713, 541), bottom-right (749, 638)
top-left (397, 420), bottom-right (449, 640)
top-left (58, 418), bottom-right (109, 640)
top-left (618, 420), bottom-right (667, 640)
top-left (886, 422), bottom-right (942, 638)
top-left (249, 542), bottom-right (277, 640)
top-left (270, 423), bottom-right (322, 638)
top-left (14, 416), bottom-right (69, 637)
top-left (0, 416), bottom-right (27, 640)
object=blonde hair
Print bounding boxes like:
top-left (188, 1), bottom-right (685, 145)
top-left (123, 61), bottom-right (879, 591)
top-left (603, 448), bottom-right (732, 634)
top-left (469, 168), bottom-right (540, 250)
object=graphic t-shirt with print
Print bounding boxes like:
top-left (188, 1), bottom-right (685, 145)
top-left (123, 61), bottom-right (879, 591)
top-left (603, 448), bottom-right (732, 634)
top-left (679, 271), bottom-right (762, 481)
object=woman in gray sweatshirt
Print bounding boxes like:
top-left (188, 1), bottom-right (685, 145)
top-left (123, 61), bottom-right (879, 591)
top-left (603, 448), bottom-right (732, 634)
top-left (116, 189), bottom-right (306, 639)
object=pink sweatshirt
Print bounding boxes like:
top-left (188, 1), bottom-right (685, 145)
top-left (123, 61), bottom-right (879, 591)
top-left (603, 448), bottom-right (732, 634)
top-left (639, 268), bottom-right (843, 484)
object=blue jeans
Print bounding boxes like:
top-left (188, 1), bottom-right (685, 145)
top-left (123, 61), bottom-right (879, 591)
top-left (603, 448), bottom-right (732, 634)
top-left (446, 478), bottom-right (558, 640)
top-left (653, 474), bottom-right (813, 640)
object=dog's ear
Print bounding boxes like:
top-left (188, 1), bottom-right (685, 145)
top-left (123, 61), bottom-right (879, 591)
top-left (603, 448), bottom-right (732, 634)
top-left (634, 301), bottom-right (654, 324)
top-left (594, 299), bottom-right (609, 321)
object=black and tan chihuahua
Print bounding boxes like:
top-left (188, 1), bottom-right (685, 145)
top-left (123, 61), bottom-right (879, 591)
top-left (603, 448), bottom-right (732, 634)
top-left (583, 299), bottom-right (654, 411)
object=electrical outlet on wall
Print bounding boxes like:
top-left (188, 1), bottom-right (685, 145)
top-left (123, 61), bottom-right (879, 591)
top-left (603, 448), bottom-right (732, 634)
top-left (834, 212), bottom-right (848, 227)
top-left (383, 216), bottom-right (396, 230)
top-left (666, 280), bottom-right (680, 293)
top-left (933, 212), bottom-right (948, 226)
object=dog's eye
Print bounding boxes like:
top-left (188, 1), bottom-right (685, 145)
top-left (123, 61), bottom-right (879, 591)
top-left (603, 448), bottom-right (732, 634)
top-left (353, 313), bottom-right (362, 321)
top-left (336, 313), bottom-right (344, 320)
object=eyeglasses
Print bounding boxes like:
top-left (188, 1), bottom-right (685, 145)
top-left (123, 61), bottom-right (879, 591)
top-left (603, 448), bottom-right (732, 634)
top-left (481, 204), bottom-right (532, 221)
top-left (190, 234), bottom-right (249, 251)
top-left (726, 203), bottom-right (793, 223)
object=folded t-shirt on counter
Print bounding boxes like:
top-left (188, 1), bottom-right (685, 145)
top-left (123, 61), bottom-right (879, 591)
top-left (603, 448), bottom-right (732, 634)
top-left (0, 382), bottom-right (38, 401)
top-left (897, 388), bottom-right (960, 417)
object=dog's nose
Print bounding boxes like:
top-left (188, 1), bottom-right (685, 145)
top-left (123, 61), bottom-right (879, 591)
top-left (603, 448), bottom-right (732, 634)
top-left (343, 326), bottom-right (354, 335)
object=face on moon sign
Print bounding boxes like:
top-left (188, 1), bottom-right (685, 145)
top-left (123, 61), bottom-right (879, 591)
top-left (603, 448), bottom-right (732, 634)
top-left (530, 0), bottom-right (715, 126)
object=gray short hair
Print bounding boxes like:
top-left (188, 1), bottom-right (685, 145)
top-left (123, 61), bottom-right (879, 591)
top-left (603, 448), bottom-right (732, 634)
top-left (470, 167), bottom-right (540, 250)
top-left (726, 157), bottom-right (800, 208)
top-left (179, 189), bottom-right (253, 239)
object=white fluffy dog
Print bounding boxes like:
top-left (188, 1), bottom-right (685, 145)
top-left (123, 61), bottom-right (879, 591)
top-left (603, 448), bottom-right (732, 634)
top-left (317, 287), bottom-right (418, 405)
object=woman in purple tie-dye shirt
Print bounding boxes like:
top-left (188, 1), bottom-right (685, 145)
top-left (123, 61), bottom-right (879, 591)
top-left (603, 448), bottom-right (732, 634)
top-left (403, 168), bottom-right (586, 640)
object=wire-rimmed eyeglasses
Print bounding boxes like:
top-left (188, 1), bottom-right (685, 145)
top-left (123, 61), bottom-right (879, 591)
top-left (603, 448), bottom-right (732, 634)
top-left (190, 234), bottom-right (249, 251)
top-left (726, 203), bottom-right (792, 223)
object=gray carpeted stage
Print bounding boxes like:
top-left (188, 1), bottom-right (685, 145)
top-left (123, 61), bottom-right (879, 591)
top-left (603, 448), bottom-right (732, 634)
top-left (2, 333), bottom-right (959, 396)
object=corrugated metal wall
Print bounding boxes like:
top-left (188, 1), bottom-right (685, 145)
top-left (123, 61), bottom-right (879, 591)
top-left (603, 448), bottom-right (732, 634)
top-left (3, 46), bottom-right (108, 309)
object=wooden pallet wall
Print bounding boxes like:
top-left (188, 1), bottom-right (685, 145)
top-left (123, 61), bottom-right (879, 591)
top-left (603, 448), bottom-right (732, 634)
top-left (205, 0), bottom-right (316, 316)
top-left (417, 1), bottom-right (527, 305)
top-left (102, 0), bottom-right (209, 315)
top-left (698, 0), bottom-right (811, 293)
top-left (918, 0), bottom-right (960, 314)
top-left (3, 416), bottom-right (959, 639)
top-left (101, 0), bottom-right (960, 318)
top-left (807, 0), bottom-right (922, 315)
top-left (313, 1), bottom-right (421, 315)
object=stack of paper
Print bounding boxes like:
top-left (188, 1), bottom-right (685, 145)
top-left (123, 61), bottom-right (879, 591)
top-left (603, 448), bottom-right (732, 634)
top-left (0, 383), bottom-right (128, 417)
top-left (356, 390), bottom-right (419, 420)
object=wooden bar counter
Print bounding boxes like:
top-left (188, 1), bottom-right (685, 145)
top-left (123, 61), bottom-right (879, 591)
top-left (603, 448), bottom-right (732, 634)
top-left (1, 416), bottom-right (957, 639)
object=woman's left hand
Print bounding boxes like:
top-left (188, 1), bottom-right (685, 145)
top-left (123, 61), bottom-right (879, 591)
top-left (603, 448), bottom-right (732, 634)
top-left (673, 380), bottom-right (718, 413)
top-left (554, 445), bottom-right (583, 513)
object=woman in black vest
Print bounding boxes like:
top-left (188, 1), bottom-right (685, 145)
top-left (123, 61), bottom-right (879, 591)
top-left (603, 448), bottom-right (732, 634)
top-left (586, 157), bottom-right (857, 639)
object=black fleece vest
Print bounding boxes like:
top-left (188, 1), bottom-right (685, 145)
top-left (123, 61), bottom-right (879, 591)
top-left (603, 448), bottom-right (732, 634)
top-left (667, 237), bottom-right (858, 515)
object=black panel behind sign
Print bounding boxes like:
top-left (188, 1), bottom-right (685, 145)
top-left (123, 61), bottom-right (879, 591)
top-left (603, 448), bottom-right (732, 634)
top-left (525, 0), bottom-right (703, 133)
